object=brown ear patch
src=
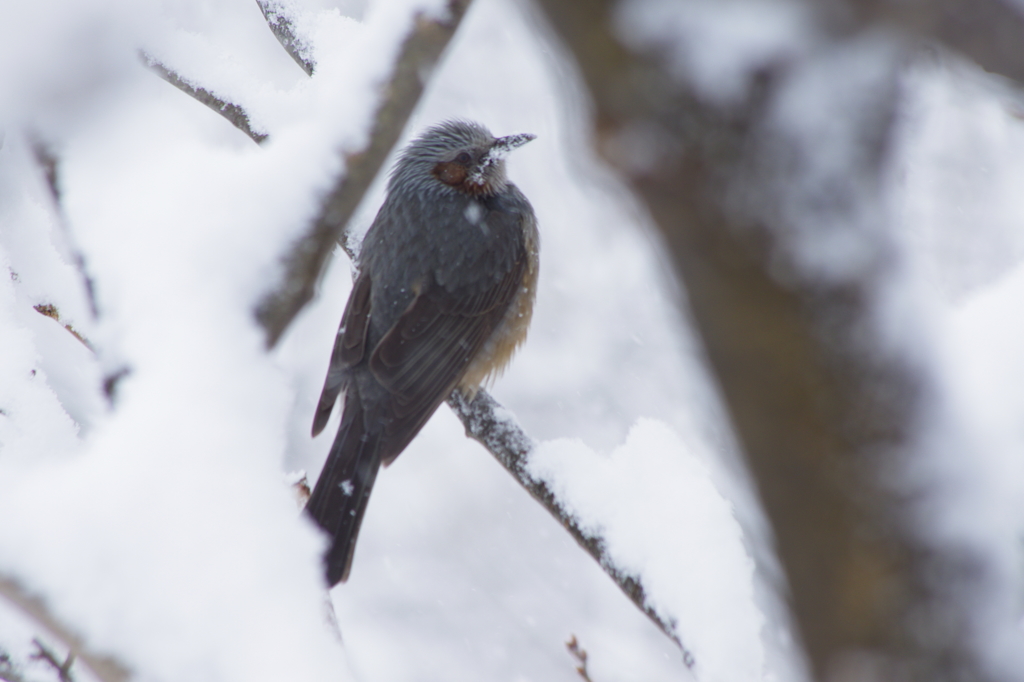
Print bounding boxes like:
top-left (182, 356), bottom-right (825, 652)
top-left (433, 161), bottom-right (468, 186)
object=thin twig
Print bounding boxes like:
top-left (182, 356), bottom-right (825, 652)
top-left (446, 389), bottom-right (696, 667)
top-left (29, 640), bottom-right (74, 682)
top-left (256, 0), bottom-right (316, 76)
top-left (255, 0), bottom-right (473, 348)
top-left (33, 304), bottom-right (92, 351)
top-left (28, 139), bottom-right (99, 319)
top-left (140, 52), bottom-right (268, 145)
top-left (566, 635), bottom-right (593, 682)
top-left (29, 142), bottom-right (59, 206)
top-left (0, 574), bottom-right (130, 682)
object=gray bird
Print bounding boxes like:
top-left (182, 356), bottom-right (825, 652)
top-left (307, 120), bottom-right (539, 586)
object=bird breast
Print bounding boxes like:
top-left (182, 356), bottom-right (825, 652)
top-left (458, 212), bottom-right (539, 394)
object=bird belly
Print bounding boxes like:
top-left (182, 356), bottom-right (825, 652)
top-left (458, 229), bottom-right (539, 394)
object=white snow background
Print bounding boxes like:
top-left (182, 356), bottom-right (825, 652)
top-left (1, 0), bottom-right (1023, 681)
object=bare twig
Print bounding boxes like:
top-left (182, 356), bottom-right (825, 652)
top-left (0, 574), bottom-right (130, 682)
top-left (256, 0), bottom-right (316, 76)
top-left (29, 142), bottom-right (59, 206)
top-left (28, 140), bottom-right (99, 319)
top-left (446, 389), bottom-right (695, 666)
top-left (101, 367), bottom-right (132, 404)
top-left (29, 640), bottom-right (74, 682)
top-left (33, 304), bottom-right (92, 350)
top-left (565, 635), bottom-right (593, 682)
top-left (255, 0), bottom-right (473, 348)
top-left (141, 53), bottom-right (268, 145)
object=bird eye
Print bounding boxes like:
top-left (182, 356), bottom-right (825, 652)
top-left (456, 152), bottom-right (472, 164)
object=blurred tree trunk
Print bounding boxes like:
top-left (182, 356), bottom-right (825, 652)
top-left (532, 1), bottom-right (1018, 680)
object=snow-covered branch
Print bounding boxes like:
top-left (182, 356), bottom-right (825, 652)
top-left (256, 0), bottom-right (316, 77)
top-left (446, 389), bottom-right (695, 666)
top-left (255, 0), bottom-right (474, 347)
top-left (141, 0), bottom-right (318, 142)
top-left (141, 53), bottom-right (268, 145)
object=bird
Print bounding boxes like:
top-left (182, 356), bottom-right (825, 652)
top-left (306, 120), bottom-right (539, 586)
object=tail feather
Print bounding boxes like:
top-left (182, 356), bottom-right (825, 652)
top-left (306, 398), bottom-right (382, 586)
top-left (311, 369), bottom-right (345, 437)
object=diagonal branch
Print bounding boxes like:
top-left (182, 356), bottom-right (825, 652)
top-left (30, 639), bottom-right (75, 682)
top-left (256, 0), bottom-right (316, 77)
top-left (141, 53), bottom-right (268, 145)
top-left (446, 389), bottom-right (696, 667)
top-left (0, 574), bottom-right (130, 682)
top-left (255, 0), bottom-right (473, 348)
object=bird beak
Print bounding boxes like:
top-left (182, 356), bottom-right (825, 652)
top-left (467, 133), bottom-right (536, 187)
top-left (490, 133), bottom-right (536, 158)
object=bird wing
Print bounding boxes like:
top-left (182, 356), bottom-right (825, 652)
top-left (311, 272), bottom-right (373, 437)
top-left (368, 246), bottom-right (528, 461)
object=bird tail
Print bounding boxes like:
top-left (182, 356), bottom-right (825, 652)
top-left (306, 396), bottom-right (382, 586)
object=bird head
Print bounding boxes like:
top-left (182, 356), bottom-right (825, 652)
top-left (389, 120), bottom-right (535, 197)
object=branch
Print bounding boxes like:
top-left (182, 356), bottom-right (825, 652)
top-left (0, 574), bottom-right (130, 682)
top-left (141, 1), bottom-right (318, 144)
top-left (29, 140), bottom-right (59, 206)
top-left (566, 635), bottom-right (593, 682)
top-left (29, 640), bottom-right (74, 682)
top-left (256, 0), bottom-right (315, 76)
top-left (33, 304), bottom-right (92, 351)
top-left (140, 53), bottom-right (268, 145)
top-left (255, 0), bottom-right (473, 348)
top-left (446, 389), bottom-right (695, 667)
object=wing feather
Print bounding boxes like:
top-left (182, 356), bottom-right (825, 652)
top-left (369, 250), bottom-right (527, 421)
top-left (311, 273), bottom-right (373, 437)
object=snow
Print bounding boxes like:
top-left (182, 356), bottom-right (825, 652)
top-left (2, 0), bottom-right (1024, 681)
top-left (898, 55), bottom-right (1024, 301)
top-left (528, 419), bottom-right (763, 682)
top-left (893, 62), bottom-right (1024, 673)
top-left (759, 30), bottom-right (906, 284)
